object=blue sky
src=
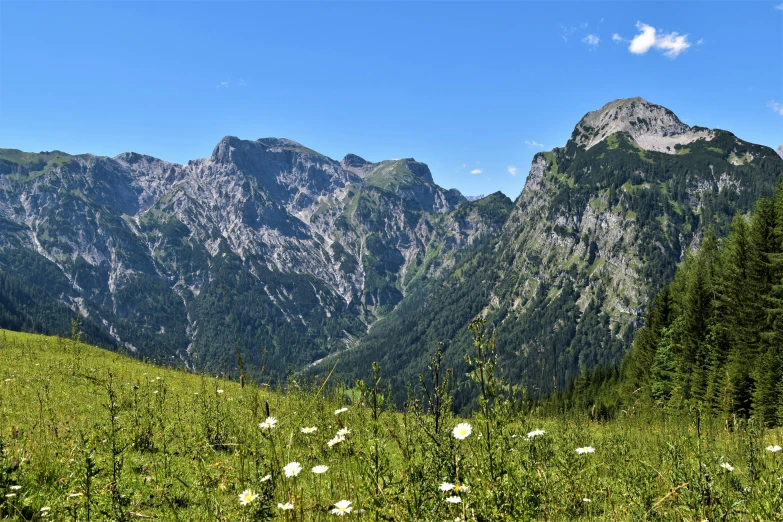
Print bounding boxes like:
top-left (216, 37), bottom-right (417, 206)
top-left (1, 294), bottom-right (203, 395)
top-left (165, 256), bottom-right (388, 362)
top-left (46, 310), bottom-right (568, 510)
top-left (1, 1), bottom-right (781, 199)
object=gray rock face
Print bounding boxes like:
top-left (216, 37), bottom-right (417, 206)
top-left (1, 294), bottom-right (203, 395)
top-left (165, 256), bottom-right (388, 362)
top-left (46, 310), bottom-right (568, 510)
top-left (777, 145), bottom-right (783, 160)
top-left (572, 97), bottom-right (713, 153)
top-left (0, 138), bottom-right (500, 372)
top-left (341, 154), bottom-right (371, 169)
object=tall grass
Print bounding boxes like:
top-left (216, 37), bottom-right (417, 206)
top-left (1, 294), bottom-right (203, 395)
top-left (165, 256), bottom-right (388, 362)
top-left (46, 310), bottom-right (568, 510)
top-left (0, 328), bottom-right (781, 520)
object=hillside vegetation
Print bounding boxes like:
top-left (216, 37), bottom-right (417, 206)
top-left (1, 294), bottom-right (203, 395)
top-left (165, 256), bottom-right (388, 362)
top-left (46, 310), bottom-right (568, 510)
top-left (560, 183), bottom-right (783, 429)
top-left (1, 329), bottom-right (782, 521)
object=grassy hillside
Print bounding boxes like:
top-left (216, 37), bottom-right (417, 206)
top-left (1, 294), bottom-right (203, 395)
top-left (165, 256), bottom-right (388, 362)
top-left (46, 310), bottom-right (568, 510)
top-left (1, 329), bottom-right (782, 520)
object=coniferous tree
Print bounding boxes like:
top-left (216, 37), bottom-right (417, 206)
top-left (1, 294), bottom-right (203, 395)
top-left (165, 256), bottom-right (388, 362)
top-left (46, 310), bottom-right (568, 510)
top-left (650, 324), bottom-right (678, 403)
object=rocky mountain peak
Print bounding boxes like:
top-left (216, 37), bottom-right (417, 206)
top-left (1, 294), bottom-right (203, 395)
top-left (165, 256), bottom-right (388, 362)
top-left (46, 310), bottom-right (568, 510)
top-left (341, 153), bottom-right (371, 169)
top-left (395, 159), bottom-right (434, 184)
top-left (777, 144), bottom-right (783, 160)
top-left (571, 97), bottom-right (712, 154)
top-left (210, 135), bottom-right (242, 162)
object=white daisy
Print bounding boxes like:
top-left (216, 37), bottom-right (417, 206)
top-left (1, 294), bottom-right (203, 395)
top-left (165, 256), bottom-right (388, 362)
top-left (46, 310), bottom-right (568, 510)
top-left (331, 499), bottom-right (352, 516)
top-left (328, 435), bottom-right (346, 447)
top-left (452, 423), bottom-right (472, 440)
top-left (259, 416), bottom-right (278, 430)
top-left (575, 446), bottom-right (595, 455)
top-left (439, 482), bottom-right (455, 492)
top-left (238, 489), bottom-right (258, 506)
top-left (283, 461), bottom-right (302, 477)
top-left (445, 496), bottom-right (462, 504)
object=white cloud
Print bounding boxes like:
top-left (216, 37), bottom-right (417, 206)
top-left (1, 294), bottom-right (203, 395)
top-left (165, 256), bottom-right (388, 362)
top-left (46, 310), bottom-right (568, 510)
top-left (582, 34), bottom-right (600, 47)
top-left (218, 79), bottom-right (248, 88)
top-left (611, 33), bottom-right (624, 43)
top-left (507, 165), bottom-right (518, 176)
top-left (629, 23), bottom-right (657, 54)
top-left (470, 169), bottom-right (483, 175)
top-left (769, 101), bottom-right (783, 116)
top-left (776, 3), bottom-right (783, 10)
top-left (560, 24), bottom-right (577, 41)
top-left (655, 32), bottom-right (692, 58)
top-left (525, 140), bottom-right (544, 148)
top-left (628, 22), bottom-right (692, 59)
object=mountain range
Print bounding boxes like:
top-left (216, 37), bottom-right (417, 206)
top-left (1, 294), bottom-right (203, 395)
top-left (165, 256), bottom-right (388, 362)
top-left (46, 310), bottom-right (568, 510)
top-left (1, 97), bottom-right (781, 398)
top-left (0, 136), bottom-right (510, 376)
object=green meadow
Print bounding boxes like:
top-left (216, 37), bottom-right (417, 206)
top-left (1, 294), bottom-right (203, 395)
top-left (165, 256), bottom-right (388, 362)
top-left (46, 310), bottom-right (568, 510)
top-left (1, 328), bottom-right (782, 521)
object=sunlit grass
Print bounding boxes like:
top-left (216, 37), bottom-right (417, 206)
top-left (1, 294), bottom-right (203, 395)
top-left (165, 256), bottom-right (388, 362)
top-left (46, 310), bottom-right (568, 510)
top-left (0, 329), bottom-right (782, 520)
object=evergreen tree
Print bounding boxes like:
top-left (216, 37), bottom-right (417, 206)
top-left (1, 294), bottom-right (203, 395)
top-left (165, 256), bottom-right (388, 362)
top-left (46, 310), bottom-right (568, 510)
top-left (650, 325), bottom-right (678, 403)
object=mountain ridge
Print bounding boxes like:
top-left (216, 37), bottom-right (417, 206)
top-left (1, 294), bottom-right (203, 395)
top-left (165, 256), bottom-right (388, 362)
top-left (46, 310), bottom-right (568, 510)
top-left (319, 98), bottom-right (783, 406)
top-left (0, 135), bottom-right (505, 375)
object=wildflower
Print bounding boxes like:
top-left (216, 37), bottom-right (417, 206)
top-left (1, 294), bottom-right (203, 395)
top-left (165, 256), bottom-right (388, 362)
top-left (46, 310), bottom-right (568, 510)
top-left (576, 446), bottom-right (595, 455)
top-left (439, 482), bottom-right (455, 492)
top-left (454, 484), bottom-right (469, 493)
top-left (259, 417), bottom-right (278, 430)
top-left (583, 498), bottom-right (591, 503)
top-left (335, 407), bottom-right (348, 415)
top-left (445, 496), bottom-right (462, 504)
top-left (239, 489), bottom-right (259, 505)
top-left (312, 465), bottom-right (329, 474)
top-left (336, 428), bottom-right (351, 437)
top-left (5, 494), bottom-right (16, 498)
top-left (217, 389), bottom-right (224, 394)
top-left (527, 429), bottom-right (546, 439)
top-left (278, 502), bottom-right (295, 510)
top-left (767, 445), bottom-right (782, 453)
top-left (261, 474), bottom-right (272, 482)
top-left (9, 486), bottom-right (21, 491)
top-left (720, 462), bottom-right (734, 472)
top-left (331, 500), bottom-right (353, 516)
top-left (328, 435), bottom-right (346, 447)
top-left (301, 426), bottom-right (318, 434)
top-left (283, 461), bottom-right (302, 477)
top-left (40, 507), bottom-right (51, 512)
top-left (452, 423), bottom-right (472, 440)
